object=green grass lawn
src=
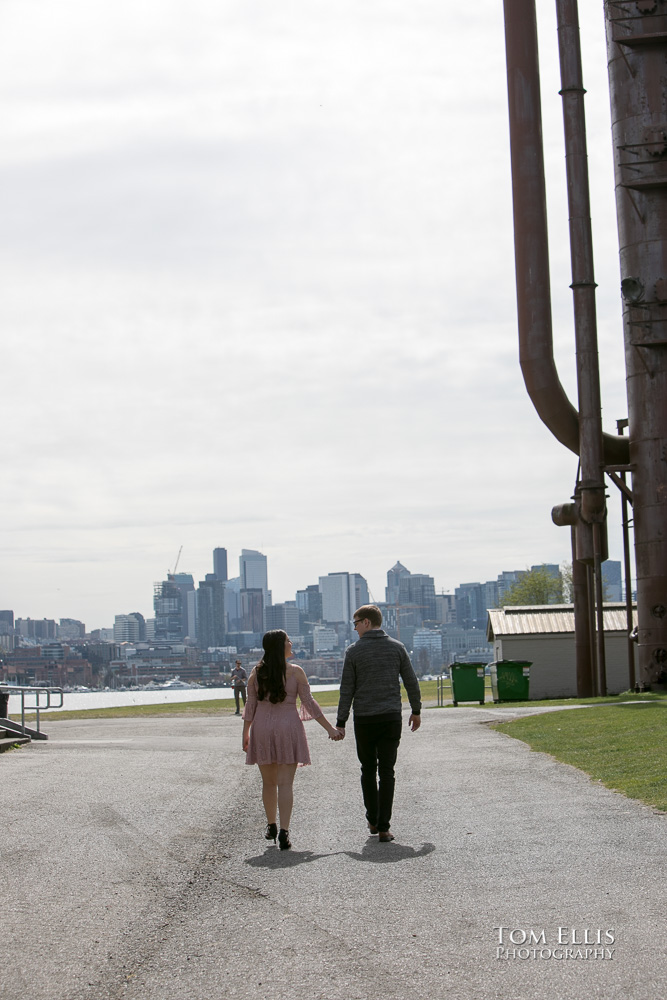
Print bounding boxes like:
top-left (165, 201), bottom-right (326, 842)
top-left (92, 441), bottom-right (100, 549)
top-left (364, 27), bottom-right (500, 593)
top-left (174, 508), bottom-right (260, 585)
top-left (493, 699), bottom-right (667, 812)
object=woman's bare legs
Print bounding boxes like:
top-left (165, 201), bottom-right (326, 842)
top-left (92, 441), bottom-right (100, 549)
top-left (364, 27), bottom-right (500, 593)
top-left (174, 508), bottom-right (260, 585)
top-left (258, 763), bottom-right (298, 829)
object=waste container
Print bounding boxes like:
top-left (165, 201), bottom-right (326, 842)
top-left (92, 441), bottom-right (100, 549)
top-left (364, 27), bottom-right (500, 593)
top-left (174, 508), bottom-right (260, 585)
top-left (490, 661), bottom-right (531, 702)
top-left (450, 663), bottom-right (486, 706)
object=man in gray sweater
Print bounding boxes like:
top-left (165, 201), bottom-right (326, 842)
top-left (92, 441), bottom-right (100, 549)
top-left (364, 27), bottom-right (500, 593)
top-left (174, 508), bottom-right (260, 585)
top-left (336, 604), bottom-right (421, 842)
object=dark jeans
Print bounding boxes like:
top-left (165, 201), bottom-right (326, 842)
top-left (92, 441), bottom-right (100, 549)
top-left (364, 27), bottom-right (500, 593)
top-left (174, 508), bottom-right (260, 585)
top-left (234, 685), bottom-right (246, 711)
top-left (353, 716), bottom-right (402, 833)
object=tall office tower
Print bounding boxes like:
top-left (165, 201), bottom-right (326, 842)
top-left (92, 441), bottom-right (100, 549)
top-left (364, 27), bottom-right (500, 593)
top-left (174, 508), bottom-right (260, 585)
top-left (454, 582), bottom-right (489, 631)
top-left (213, 547), bottom-right (228, 582)
top-left (602, 560), bottom-right (623, 602)
top-left (0, 611), bottom-right (14, 634)
top-left (496, 571), bottom-right (523, 606)
top-left (386, 561), bottom-right (411, 605)
top-left (173, 573), bottom-right (195, 638)
top-left (197, 579), bottom-right (226, 648)
top-left (113, 613), bottom-right (147, 643)
top-left (153, 578), bottom-right (184, 642)
top-left (241, 588), bottom-right (264, 633)
top-left (296, 585), bottom-right (323, 623)
top-left (240, 549), bottom-right (269, 606)
top-left (319, 572), bottom-right (357, 624)
top-left (186, 590), bottom-right (198, 641)
top-left (351, 574), bottom-right (370, 609)
top-left (398, 572), bottom-right (436, 623)
top-left (225, 577), bottom-right (241, 632)
top-left (435, 593), bottom-right (457, 625)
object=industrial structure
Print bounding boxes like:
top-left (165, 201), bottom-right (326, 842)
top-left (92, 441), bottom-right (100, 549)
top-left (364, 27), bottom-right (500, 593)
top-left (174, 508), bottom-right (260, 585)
top-left (503, 0), bottom-right (667, 692)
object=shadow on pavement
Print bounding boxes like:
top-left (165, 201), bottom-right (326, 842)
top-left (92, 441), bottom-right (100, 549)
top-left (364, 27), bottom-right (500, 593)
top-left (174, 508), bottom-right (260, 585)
top-left (245, 840), bottom-right (435, 869)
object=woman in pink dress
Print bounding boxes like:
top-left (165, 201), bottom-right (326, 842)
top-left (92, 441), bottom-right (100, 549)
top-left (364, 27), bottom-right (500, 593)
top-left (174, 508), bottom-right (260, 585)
top-left (242, 629), bottom-right (342, 850)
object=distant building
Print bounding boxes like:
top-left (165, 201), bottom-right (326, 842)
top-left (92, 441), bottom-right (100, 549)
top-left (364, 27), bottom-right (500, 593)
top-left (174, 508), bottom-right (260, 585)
top-left (57, 618), bottom-right (86, 641)
top-left (153, 578), bottom-right (184, 642)
top-left (264, 602), bottom-right (300, 635)
top-left (385, 561), bottom-right (411, 605)
top-left (602, 560), bottom-right (623, 602)
top-left (296, 585), bottom-right (323, 630)
top-left (0, 611), bottom-right (14, 634)
top-left (435, 594), bottom-right (456, 625)
top-left (312, 625), bottom-right (339, 653)
top-left (240, 550), bottom-right (270, 607)
top-left (197, 579), bottom-right (226, 649)
top-left (319, 573), bottom-right (357, 624)
top-left (241, 588), bottom-right (264, 633)
top-left (15, 618), bottom-right (57, 641)
top-left (172, 573), bottom-right (195, 639)
top-left (412, 629), bottom-right (443, 673)
top-left (113, 613), bottom-right (147, 643)
top-left (213, 547), bottom-right (228, 582)
top-left (398, 572), bottom-right (436, 624)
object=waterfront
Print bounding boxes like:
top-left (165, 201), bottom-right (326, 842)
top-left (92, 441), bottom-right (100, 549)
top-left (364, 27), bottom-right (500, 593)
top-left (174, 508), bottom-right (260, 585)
top-left (7, 683), bottom-right (340, 714)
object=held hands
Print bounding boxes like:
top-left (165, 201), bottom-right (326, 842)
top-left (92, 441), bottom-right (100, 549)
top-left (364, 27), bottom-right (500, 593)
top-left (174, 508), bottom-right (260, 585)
top-left (328, 725), bottom-right (345, 741)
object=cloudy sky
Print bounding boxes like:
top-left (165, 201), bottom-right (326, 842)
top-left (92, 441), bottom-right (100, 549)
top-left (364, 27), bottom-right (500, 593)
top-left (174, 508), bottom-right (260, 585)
top-left (1, 1), bottom-right (629, 629)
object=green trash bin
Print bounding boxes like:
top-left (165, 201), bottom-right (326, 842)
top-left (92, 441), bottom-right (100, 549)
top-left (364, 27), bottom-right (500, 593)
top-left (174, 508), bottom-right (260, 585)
top-left (450, 663), bottom-right (486, 706)
top-left (490, 660), bottom-right (531, 702)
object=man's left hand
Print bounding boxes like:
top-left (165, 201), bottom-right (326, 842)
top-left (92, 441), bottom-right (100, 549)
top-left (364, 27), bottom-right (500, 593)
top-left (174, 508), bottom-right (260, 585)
top-left (409, 714), bottom-right (421, 732)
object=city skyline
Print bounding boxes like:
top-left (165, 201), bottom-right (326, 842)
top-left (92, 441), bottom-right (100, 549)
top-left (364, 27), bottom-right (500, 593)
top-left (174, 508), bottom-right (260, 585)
top-left (1, 3), bottom-right (630, 630)
top-left (3, 545), bottom-right (584, 633)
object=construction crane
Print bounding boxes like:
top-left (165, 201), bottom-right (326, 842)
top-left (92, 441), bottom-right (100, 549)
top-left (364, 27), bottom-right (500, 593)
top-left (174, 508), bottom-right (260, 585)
top-left (168, 545), bottom-right (183, 578)
top-left (390, 605), bottom-right (431, 642)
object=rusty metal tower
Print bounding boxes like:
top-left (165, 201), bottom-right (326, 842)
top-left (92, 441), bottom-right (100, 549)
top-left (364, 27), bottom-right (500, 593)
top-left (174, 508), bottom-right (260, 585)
top-left (503, 0), bottom-right (667, 691)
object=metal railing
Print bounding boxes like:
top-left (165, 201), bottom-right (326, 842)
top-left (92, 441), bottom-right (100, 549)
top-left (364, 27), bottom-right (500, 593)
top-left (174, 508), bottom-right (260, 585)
top-left (436, 674), bottom-right (451, 707)
top-left (0, 686), bottom-right (64, 737)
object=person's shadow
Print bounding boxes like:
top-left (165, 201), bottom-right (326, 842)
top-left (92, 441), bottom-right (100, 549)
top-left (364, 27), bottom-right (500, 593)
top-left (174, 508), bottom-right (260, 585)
top-left (245, 839), bottom-right (435, 869)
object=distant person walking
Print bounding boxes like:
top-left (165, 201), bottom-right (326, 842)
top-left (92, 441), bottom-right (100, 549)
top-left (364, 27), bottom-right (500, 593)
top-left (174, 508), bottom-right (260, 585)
top-left (231, 660), bottom-right (247, 715)
top-left (243, 630), bottom-right (342, 850)
top-left (336, 604), bottom-right (421, 842)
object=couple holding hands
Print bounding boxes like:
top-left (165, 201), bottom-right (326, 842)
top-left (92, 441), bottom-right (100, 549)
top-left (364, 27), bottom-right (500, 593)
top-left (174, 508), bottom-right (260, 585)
top-left (241, 604), bottom-right (422, 850)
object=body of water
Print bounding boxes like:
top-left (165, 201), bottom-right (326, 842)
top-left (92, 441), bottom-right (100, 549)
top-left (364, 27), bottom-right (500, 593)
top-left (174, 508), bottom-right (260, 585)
top-left (8, 683), bottom-right (340, 715)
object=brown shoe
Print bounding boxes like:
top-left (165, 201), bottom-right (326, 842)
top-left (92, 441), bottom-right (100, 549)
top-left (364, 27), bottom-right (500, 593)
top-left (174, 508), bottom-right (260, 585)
top-left (368, 823), bottom-right (379, 835)
top-left (379, 831), bottom-right (395, 843)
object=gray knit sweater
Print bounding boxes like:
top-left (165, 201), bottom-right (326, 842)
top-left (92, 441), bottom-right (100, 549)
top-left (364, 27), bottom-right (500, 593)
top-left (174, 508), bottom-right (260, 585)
top-left (336, 629), bottom-right (422, 726)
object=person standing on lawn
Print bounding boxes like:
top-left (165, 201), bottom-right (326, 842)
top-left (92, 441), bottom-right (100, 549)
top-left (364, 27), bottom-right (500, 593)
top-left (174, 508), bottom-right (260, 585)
top-left (335, 604), bottom-right (421, 842)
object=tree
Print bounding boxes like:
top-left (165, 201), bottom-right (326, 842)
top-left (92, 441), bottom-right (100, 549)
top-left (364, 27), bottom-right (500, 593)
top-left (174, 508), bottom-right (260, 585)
top-left (501, 565), bottom-right (564, 607)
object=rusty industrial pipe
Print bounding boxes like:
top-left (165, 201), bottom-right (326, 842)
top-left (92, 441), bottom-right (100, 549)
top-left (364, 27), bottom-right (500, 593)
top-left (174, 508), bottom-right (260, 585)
top-left (503, 0), bottom-right (629, 468)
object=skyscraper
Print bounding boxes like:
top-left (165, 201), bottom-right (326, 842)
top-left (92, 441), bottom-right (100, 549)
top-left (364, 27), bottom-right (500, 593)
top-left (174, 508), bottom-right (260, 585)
top-left (240, 549), bottom-right (269, 606)
top-left (319, 572), bottom-right (357, 624)
top-left (153, 578), bottom-right (184, 642)
top-left (241, 588), bottom-right (264, 632)
top-left (386, 561), bottom-right (411, 605)
top-left (197, 578), bottom-right (226, 648)
top-left (213, 547), bottom-right (228, 582)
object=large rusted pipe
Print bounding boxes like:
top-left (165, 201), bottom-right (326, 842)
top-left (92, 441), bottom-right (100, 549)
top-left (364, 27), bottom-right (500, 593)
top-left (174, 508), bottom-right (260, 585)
top-left (604, 2), bottom-right (667, 686)
top-left (503, 0), bottom-right (629, 467)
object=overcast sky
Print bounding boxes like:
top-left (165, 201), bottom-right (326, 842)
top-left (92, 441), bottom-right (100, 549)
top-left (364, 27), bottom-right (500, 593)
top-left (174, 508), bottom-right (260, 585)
top-left (1, 2), bottom-right (629, 629)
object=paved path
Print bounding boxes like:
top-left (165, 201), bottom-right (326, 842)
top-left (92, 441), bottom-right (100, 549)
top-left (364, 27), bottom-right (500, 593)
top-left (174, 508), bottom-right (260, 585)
top-left (3, 705), bottom-right (666, 999)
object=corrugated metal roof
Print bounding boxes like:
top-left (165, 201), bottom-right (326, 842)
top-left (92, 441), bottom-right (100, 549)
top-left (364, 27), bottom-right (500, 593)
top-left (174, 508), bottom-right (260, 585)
top-left (486, 604), bottom-right (637, 639)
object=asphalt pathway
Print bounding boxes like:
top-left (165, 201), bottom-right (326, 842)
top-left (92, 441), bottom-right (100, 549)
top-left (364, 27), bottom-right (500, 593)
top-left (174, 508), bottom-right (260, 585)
top-left (2, 704), bottom-right (666, 1000)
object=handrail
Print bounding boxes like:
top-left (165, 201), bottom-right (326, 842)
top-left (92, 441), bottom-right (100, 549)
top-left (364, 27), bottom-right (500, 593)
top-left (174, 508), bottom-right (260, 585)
top-left (0, 685), bottom-right (64, 736)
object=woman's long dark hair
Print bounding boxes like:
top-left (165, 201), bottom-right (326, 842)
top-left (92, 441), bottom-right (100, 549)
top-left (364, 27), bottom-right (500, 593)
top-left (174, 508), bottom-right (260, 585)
top-left (256, 629), bottom-right (288, 703)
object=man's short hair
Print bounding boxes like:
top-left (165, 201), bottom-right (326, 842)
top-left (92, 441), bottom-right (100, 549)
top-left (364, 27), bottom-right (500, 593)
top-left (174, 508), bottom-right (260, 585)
top-left (355, 604), bottom-right (382, 628)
